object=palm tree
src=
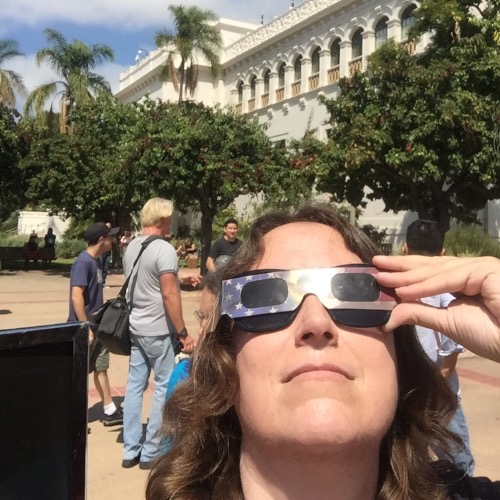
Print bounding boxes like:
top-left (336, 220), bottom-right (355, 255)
top-left (155, 5), bottom-right (223, 105)
top-left (24, 29), bottom-right (114, 134)
top-left (0, 39), bottom-right (26, 108)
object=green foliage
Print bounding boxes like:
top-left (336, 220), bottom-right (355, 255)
top-left (0, 211), bottom-right (19, 232)
top-left (0, 38), bottom-right (26, 107)
top-left (0, 105), bottom-right (28, 219)
top-left (318, 0), bottom-right (500, 232)
top-left (23, 29), bottom-right (114, 133)
top-left (445, 225), bottom-right (500, 257)
top-left (63, 217), bottom-right (93, 240)
top-left (156, 5), bottom-right (223, 104)
top-left (56, 238), bottom-right (87, 259)
top-left (0, 233), bottom-right (26, 247)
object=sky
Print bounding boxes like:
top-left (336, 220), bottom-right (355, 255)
top-left (1, 0), bottom-right (302, 107)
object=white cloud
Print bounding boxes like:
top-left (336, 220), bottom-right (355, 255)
top-left (2, 0), bottom-right (295, 31)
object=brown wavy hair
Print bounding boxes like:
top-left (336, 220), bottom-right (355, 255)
top-left (147, 204), bottom-right (458, 500)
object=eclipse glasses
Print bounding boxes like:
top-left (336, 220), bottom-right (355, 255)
top-left (221, 265), bottom-right (397, 332)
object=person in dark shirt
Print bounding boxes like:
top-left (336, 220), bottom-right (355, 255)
top-left (23, 234), bottom-right (40, 269)
top-left (206, 218), bottom-right (242, 272)
top-left (42, 228), bottom-right (56, 267)
top-left (68, 222), bottom-right (123, 427)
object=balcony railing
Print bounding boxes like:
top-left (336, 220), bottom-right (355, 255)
top-left (291, 81), bottom-right (301, 97)
top-left (235, 103), bottom-right (242, 114)
top-left (309, 73), bottom-right (319, 90)
top-left (348, 57), bottom-right (363, 76)
top-left (401, 39), bottom-right (416, 55)
top-left (327, 65), bottom-right (340, 84)
top-left (248, 98), bottom-right (256, 112)
top-left (276, 86), bottom-right (285, 102)
top-left (261, 92), bottom-right (269, 107)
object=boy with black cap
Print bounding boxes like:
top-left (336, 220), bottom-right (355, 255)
top-left (68, 222), bottom-right (123, 426)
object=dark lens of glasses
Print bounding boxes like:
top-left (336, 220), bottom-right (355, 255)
top-left (234, 311), bottom-right (296, 333)
top-left (328, 309), bottom-right (391, 328)
top-left (240, 278), bottom-right (288, 308)
top-left (331, 273), bottom-right (380, 302)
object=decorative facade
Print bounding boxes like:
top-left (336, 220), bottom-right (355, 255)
top-left (116, 0), bottom-right (499, 243)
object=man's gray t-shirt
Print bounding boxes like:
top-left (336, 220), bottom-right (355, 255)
top-left (123, 236), bottom-right (179, 337)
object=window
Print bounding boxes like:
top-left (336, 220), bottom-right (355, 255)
top-left (401, 5), bottom-right (416, 40)
top-left (237, 81), bottom-right (243, 103)
top-left (375, 17), bottom-right (388, 48)
top-left (330, 39), bottom-right (340, 66)
top-left (351, 29), bottom-right (363, 59)
top-left (294, 56), bottom-right (303, 82)
top-left (263, 69), bottom-right (270, 93)
top-left (278, 63), bottom-right (286, 87)
top-left (250, 75), bottom-right (256, 99)
top-left (274, 139), bottom-right (287, 149)
top-left (311, 47), bottom-right (320, 74)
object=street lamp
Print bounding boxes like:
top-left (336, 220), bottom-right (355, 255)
top-left (135, 48), bottom-right (149, 64)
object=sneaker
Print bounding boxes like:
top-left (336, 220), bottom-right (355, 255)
top-left (122, 455), bottom-right (140, 469)
top-left (139, 461), bottom-right (154, 470)
top-left (102, 408), bottom-right (123, 427)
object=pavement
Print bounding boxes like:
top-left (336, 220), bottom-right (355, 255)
top-left (1, 266), bottom-right (499, 498)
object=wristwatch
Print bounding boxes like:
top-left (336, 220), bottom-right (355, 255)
top-left (178, 327), bottom-right (188, 339)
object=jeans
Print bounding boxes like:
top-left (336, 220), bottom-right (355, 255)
top-left (435, 396), bottom-right (475, 476)
top-left (123, 333), bottom-right (175, 462)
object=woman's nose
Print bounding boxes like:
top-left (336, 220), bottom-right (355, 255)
top-left (293, 295), bottom-right (338, 346)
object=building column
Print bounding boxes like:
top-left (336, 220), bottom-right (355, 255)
top-left (362, 30), bottom-right (375, 69)
top-left (268, 71), bottom-right (278, 105)
top-left (339, 41), bottom-right (351, 79)
top-left (242, 84), bottom-right (251, 113)
top-left (319, 49), bottom-right (330, 86)
top-left (284, 65), bottom-right (294, 99)
top-left (301, 57), bottom-right (311, 93)
top-left (387, 18), bottom-right (401, 42)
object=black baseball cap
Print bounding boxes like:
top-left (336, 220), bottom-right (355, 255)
top-left (83, 222), bottom-right (120, 243)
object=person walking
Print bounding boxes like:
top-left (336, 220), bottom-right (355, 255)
top-left (122, 197), bottom-right (196, 470)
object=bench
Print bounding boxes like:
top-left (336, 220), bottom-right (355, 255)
top-left (0, 247), bottom-right (56, 269)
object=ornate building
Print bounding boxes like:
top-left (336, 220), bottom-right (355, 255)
top-left (116, 0), bottom-right (498, 243)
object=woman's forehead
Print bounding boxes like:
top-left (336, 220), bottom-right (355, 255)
top-left (254, 222), bottom-right (362, 269)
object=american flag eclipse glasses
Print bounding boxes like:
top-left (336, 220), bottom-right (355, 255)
top-left (221, 265), bottom-right (397, 332)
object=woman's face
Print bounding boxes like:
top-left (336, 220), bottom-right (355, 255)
top-left (233, 222), bottom-right (398, 455)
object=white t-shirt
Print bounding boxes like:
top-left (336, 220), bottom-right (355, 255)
top-left (123, 236), bottom-right (179, 337)
top-left (415, 293), bottom-right (464, 395)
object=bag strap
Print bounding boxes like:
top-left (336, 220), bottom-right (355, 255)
top-left (117, 235), bottom-right (164, 298)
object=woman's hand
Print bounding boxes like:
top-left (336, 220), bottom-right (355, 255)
top-left (373, 255), bottom-right (500, 362)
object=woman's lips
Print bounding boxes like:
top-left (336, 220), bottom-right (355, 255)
top-left (284, 363), bottom-right (353, 383)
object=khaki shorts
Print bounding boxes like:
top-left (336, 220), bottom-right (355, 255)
top-left (89, 340), bottom-right (110, 373)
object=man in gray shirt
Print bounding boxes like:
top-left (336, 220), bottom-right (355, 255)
top-left (122, 197), bottom-right (195, 470)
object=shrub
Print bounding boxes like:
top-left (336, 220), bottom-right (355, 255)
top-left (0, 233), bottom-right (28, 247)
top-left (56, 239), bottom-right (87, 259)
top-left (445, 225), bottom-right (500, 258)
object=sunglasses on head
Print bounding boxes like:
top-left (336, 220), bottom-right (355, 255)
top-left (220, 264), bottom-right (397, 332)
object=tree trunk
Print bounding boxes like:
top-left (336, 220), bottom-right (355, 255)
top-left (199, 209), bottom-right (213, 275)
top-left (178, 60), bottom-right (185, 105)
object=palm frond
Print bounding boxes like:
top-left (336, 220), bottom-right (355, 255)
top-left (185, 64), bottom-right (199, 96)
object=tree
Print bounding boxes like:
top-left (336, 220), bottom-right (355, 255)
top-left (136, 100), bottom-right (285, 271)
top-left (0, 105), bottom-right (28, 220)
top-left (21, 95), bottom-right (150, 227)
top-left (0, 39), bottom-right (26, 108)
top-left (23, 29), bottom-right (114, 134)
top-left (318, 0), bottom-right (500, 232)
top-left (155, 5), bottom-right (223, 105)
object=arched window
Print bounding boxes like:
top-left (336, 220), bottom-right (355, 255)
top-left (237, 81), bottom-right (243, 103)
top-left (375, 17), bottom-right (388, 48)
top-left (250, 75), bottom-right (256, 99)
top-left (294, 55), bottom-right (303, 82)
top-left (351, 29), bottom-right (363, 59)
top-left (330, 39), bottom-right (340, 67)
top-left (278, 63), bottom-right (286, 87)
top-left (311, 47), bottom-right (320, 74)
top-left (401, 5), bottom-right (416, 40)
top-left (263, 69), bottom-right (270, 93)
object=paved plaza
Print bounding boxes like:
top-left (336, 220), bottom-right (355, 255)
top-left (1, 267), bottom-right (499, 498)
